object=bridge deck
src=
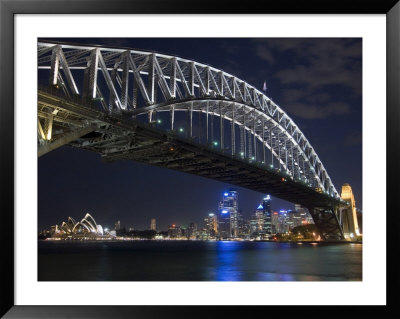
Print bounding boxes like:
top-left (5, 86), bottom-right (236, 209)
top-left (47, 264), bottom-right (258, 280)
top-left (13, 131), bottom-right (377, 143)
top-left (39, 90), bottom-right (342, 209)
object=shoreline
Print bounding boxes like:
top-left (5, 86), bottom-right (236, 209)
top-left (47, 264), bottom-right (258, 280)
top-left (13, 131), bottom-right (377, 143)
top-left (39, 238), bottom-right (362, 244)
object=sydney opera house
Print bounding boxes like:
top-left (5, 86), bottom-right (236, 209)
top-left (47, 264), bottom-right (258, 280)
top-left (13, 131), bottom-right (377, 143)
top-left (51, 213), bottom-right (111, 239)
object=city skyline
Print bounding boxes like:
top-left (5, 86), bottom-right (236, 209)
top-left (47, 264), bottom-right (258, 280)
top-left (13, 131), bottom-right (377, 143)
top-left (38, 38), bottom-right (362, 232)
top-left (40, 190), bottom-right (302, 232)
top-left (42, 188), bottom-right (325, 241)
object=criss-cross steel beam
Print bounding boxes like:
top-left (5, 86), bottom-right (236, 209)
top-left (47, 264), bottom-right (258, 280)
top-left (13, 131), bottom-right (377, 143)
top-left (38, 41), bottom-right (341, 200)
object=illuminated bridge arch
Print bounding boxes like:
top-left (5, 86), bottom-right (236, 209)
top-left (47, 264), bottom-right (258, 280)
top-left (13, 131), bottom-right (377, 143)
top-left (38, 41), bottom-right (339, 200)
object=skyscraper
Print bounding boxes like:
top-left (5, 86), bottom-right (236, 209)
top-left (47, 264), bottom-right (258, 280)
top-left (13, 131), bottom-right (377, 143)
top-left (187, 222), bottom-right (197, 239)
top-left (204, 213), bottom-right (218, 237)
top-left (218, 189), bottom-right (239, 238)
top-left (250, 195), bottom-right (272, 238)
top-left (262, 195), bottom-right (272, 234)
top-left (150, 218), bottom-right (156, 231)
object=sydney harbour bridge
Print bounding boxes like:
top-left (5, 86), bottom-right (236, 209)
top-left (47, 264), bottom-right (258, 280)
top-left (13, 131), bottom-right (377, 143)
top-left (37, 41), bottom-right (349, 240)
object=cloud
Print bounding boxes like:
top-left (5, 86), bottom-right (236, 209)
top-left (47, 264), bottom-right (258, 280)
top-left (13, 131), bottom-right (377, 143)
top-left (252, 38), bottom-right (362, 96)
top-left (255, 46), bottom-right (275, 64)
top-left (343, 131), bottom-right (362, 147)
top-left (285, 102), bottom-right (351, 119)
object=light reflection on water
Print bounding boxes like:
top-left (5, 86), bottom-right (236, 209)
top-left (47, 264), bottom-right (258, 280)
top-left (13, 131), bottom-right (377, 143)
top-left (38, 241), bottom-right (362, 281)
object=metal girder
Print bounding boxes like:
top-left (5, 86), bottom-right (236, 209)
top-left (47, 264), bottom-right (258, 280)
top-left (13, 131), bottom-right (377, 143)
top-left (38, 124), bottom-right (97, 157)
top-left (308, 207), bottom-right (344, 240)
top-left (37, 41), bottom-right (341, 199)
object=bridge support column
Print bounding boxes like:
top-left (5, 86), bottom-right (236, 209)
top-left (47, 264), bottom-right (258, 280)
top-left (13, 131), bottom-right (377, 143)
top-left (253, 112), bottom-right (256, 161)
top-left (206, 102), bottom-right (209, 143)
top-left (278, 132), bottom-right (281, 170)
top-left (270, 125), bottom-right (273, 167)
top-left (220, 104), bottom-right (224, 151)
top-left (262, 118), bottom-right (266, 164)
top-left (307, 206), bottom-right (344, 241)
top-left (170, 105), bottom-right (175, 130)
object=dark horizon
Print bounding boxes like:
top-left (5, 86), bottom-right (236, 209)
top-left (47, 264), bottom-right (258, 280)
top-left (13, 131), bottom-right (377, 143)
top-left (38, 38), bottom-right (362, 231)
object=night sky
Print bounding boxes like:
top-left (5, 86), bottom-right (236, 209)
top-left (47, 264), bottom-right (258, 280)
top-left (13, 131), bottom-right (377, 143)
top-left (38, 38), bottom-right (362, 231)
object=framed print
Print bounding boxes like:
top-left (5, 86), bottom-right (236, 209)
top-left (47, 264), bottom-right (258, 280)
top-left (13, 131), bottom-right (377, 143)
top-left (1, 0), bottom-right (398, 317)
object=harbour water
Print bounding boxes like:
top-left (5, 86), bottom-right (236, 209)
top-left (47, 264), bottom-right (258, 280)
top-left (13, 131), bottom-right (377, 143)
top-left (38, 240), bottom-right (362, 281)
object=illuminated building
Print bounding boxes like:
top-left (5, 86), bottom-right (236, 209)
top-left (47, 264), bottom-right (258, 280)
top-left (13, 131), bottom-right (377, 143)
top-left (294, 204), bottom-right (314, 226)
top-left (204, 213), bottom-right (218, 237)
top-left (275, 209), bottom-right (289, 233)
top-left (150, 218), bottom-right (156, 231)
top-left (340, 183), bottom-right (360, 239)
top-left (51, 213), bottom-right (106, 238)
top-left (271, 212), bottom-right (278, 234)
top-left (187, 222), bottom-right (197, 239)
top-left (168, 224), bottom-right (181, 238)
top-left (250, 204), bottom-right (264, 235)
top-left (236, 210), bottom-right (247, 237)
top-left (262, 195), bottom-right (272, 235)
top-left (218, 189), bottom-right (239, 238)
top-left (249, 195), bottom-right (272, 238)
top-left (218, 208), bottom-right (231, 239)
top-left (114, 220), bottom-right (121, 231)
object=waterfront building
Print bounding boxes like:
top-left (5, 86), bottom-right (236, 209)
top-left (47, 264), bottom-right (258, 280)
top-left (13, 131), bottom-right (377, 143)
top-left (187, 222), bottom-right (197, 239)
top-left (294, 204), bottom-right (314, 225)
top-left (204, 213), bottom-right (218, 237)
top-left (50, 213), bottom-right (107, 239)
top-left (276, 210), bottom-right (289, 233)
top-left (168, 224), bottom-right (182, 238)
top-left (150, 218), bottom-right (156, 231)
top-left (285, 210), bottom-right (296, 230)
top-left (271, 212), bottom-right (278, 234)
top-left (236, 210), bottom-right (247, 237)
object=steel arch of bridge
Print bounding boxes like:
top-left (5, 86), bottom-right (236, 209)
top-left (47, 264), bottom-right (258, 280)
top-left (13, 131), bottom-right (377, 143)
top-left (37, 41), bottom-right (340, 200)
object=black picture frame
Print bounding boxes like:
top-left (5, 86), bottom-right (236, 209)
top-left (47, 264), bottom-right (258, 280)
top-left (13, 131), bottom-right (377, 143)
top-left (1, 0), bottom-right (398, 317)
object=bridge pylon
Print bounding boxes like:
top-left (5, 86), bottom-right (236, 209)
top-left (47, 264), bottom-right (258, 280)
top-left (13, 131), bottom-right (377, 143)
top-left (339, 183), bottom-right (360, 240)
top-left (307, 206), bottom-right (344, 241)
